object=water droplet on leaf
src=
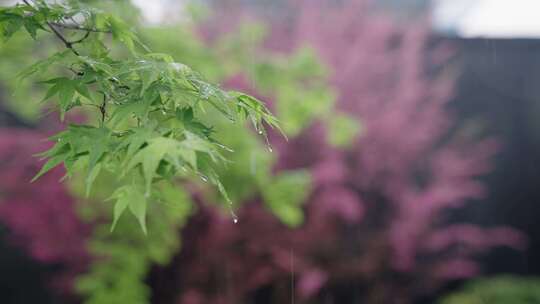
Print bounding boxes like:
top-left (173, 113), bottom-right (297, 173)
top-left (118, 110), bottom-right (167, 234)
top-left (216, 143), bottom-right (234, 152)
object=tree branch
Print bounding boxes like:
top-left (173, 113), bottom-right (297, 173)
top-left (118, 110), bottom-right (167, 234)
top-left (50, 22), bottom-right (111, 34)
top-left (22, 0), bottom-right (80, 56)
top-left (47, 22), bottom-right (80, 55)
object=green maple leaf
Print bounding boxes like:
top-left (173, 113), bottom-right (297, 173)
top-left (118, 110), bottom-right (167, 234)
top-left (32, 126), bottom-right (112, 196)
top-left (18, 50), bottom-right (73, 80)
top-left (117, 126), bottom-right (156, 163)
top-left (126, 137), bottom-right (184, 195)
top-left (109, 184), bottom-right (148, 234)
top-left (125, 131), bottom-right (224, 196)
top-left (41, 77), bottom-right (93, 120)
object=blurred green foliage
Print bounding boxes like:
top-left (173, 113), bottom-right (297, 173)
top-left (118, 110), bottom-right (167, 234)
top-left (0, 28), bottom-right (53, 119)
top-left (439, 276), bottom-right (540, 304)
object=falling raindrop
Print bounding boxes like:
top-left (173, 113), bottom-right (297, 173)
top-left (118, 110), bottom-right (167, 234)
top-left (199, 174), bottom-right (208, 182)
top-left (263, 133), bottom-right (273, 153)
top-left (250, 151), bottom-right (257, 175)
top-left (227, 199), bottom-right (239, 224)
top-left (291, 247), bottom-right (295, 304)
top-left (229, 206), bottom-right (239, 224)
top-left (258, 130), bottom-right (263, 135)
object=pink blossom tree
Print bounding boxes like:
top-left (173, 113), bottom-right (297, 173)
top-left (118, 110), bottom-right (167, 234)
top-left (148, 1), bottom-right (525, 303)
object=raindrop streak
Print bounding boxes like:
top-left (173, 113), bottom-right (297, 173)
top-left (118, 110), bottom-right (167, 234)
top-left (291, 247), bottom-right (295, 304)
top-left (250, 151), bottom-right (257, 175)
top-left (198, 174), bottom-right (208, 182)
top-left (491, 40), bottom-right (497, 65)
top-left (264, 134), bottom-right (273, 153)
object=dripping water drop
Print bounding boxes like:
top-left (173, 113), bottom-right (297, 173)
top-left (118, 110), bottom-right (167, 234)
top-left (228, 200), bottom-right (239, 224)
top-left (263, 134), bottom-right (273, 153)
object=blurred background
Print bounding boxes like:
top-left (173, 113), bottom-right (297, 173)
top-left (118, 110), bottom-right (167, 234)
top-left (1, 0), bottom-right (540, 303)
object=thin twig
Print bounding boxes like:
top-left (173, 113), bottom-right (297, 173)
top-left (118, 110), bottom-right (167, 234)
top-left (80, 102), bottom-right (100, 109)
top-left (69, 30), bottom-right (91, 45)
top-left (46, 22), bottom-right (80, 55)
top-left (100, 94), bottom-right (107, 124)
top-left (22, 0), bottom-right (80, 56)
top-left (50, 22), bottom-right (111, 33)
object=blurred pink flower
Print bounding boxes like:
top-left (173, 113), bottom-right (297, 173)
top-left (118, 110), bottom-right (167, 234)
top-left (0, 128), bottom-right (90, 295)
top-left (155, 1), bottom-right (526, 303)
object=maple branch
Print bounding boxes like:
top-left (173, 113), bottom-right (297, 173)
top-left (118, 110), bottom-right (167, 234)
top-left (22, 0), bottom-right (80, 56)
top-left (50, 22), bottom-right (112, 34)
